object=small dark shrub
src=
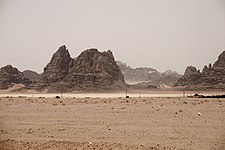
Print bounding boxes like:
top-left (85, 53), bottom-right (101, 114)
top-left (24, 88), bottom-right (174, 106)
top-left (55, 96), bottom-right (60, 99)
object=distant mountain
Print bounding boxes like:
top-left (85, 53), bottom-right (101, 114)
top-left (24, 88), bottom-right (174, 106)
top-left (0, 65), bottom-right (32, 89)
top-left (2, 45), bottom-right (224, 91)
top-left (0, 45), bottom-right (127, 91)
top-left (37, 45), bottom-right (126, 92)
top-left (22, 70), bottom-right (42, 82)
top-left (175, 51), bottom-right (225, 89)
top-left (117, 61), bottom-right (182, 87)
top-left (116, 61), bottom-right (157, 81)
top-left (162, 70), bottom-right (181, 78)
top-left (146, 72), bottom-right (182, 86)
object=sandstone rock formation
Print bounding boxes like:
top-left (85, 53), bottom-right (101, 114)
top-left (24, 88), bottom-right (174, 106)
top-left (175, 66), bottom-right (201, 86)
top-left (200, 51), bottom-right (225, 87)
top-left (42, 45), bottom-right (73, 83)
top-left (213, 51), bottom-right (225, 68)
top-left (0, 46), bottom-right (126, 91)
top-left (23, 70), bottom-right (42, 82)
top-left (38, 46), bottom-right (126, 91)
top-left (63, 49), bottom-right (125, 89)
top-left (117, 61), bottom-right (181, 87)
top-left (0, 65), bottom-right (32, 89)
top-left (176, 50), bottom-right (225, 88)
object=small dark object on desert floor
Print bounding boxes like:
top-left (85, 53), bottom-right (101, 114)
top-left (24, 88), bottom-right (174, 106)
top-left (193, 93), bottom-right (225, 98)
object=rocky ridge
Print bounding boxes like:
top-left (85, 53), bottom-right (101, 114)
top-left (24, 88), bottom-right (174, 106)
top-left (62, 49), bottom-right (125, 89)
top-left (38, 46), bottom-right (126, 91)
top-left (116, 61), bottom-right (157, 81)
top-left (117, 61), bottom-right (181, 87)
top-left (0, 65), bottom-right (32, 89)
top-left (175, 66), bottom-right (201, 86)
top-left (1, 46), bottom-right (224, 91)
top-left (0, 46), bottom-right (126, 91)
top-left (176, 51), bottom-right (225, 88)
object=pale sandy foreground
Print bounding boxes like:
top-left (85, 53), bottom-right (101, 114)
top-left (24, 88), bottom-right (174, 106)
top-left (0, 96), bottom-right (225, 150)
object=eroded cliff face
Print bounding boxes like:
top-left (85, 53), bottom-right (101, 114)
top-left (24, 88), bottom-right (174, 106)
top-left (0, 65), bottom-right (32, 89)
top-left (176, 51), bottom-right (225, 88)
top-left (2, 46), bottom-right (224, 91)
top-left (42, 45), bottom-right (73, 83)
top-left (213, 51), bottom-right (225, 68)
top-left (200, 51), bottom-right (225, 87)
top-left (63, 49), bottom-right (125, 88)
top-left (0, 46), bottom-right (126, 92)
top-left (38, 46), bottom-right (126, 91)
top-left (175, 66), bottom-right (201, 86)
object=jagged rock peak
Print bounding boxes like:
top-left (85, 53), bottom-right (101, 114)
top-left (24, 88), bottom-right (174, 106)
top-left (175, 51), bottom-right (225, 88)
top-left (184, 66), bottom-right (201, 75)
top-left (0, 65), bottom-right (19, 74)
top-left (64, 48), bottom-right (125, 88)
top-left (175, 66), bottom-right (201, 86)
top-left (200, 51), bottom-right (225, 86)
top-left (213, 50), bottom-right (225, 68)
top-left (80, 48), bottom-right (115, 60)
top-left (104, 50), bottom-right (114, 58)
top-left (42, 45), bottom-right (73, 83)
top-left (57, 45), bottom-right (67, 51)
top-left (36, 47), bottom-right (126, 91)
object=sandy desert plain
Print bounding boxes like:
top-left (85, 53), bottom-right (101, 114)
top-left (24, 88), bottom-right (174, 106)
top-left (0, 90), bottom-right (225, 150)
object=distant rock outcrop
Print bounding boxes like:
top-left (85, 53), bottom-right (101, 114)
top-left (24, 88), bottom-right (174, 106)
top-left (42, 45), bottom-right (73, 83)
top-left (213, 51), bottom-right (225, 68)
top-left (37, 46), bottom-right (126, 91)
top-left (200, 51), bottom-right (225, 87)
top-left (23, 70), bottom-right (42, 82)
top-left (175, 51), bottom-right (225, 88)
top-left (175, 66), bottom-right (201, 86)
top-left (0, 65), bottom-right (32, 89)
top-left (117, 61), bottom-right (181, 87)
top-left (132, 70), bottom-right (182, 88)
top-left (63, 49), bottom-right (125, 89)
top-left (116, 61), bottom-right (157, 81)
top-left (0, 46), bottom-right (126, 91)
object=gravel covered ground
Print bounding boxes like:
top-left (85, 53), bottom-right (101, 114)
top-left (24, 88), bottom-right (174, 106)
top-left (0, 96), bottom-right (225, 150)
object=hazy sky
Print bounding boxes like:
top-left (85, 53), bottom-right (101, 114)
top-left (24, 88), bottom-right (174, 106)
top-left (0, 0), bottom-right (225, 74)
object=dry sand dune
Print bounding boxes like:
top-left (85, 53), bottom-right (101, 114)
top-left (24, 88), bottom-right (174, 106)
top-left (0, 96), bottom-right (225, 150)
